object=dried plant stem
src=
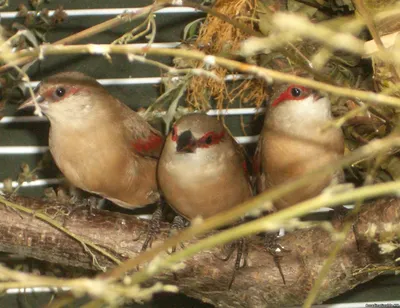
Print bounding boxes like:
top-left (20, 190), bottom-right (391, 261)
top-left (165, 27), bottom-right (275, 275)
top-left (354, 0), bottom-right (399, 81)
top-left (104, 135), bottom-right (400, 280)
top-left (326, 104), bottom-right (369, 129)
top-left (0, 265), bottom-right (177, 305)
top-left (0, 4), bottom-right (162, 73)
top-left (127, 54), bottom-right (220, 80)
top-left (126, 181), bottom-right (400, 288)
top-left (0, 196), bottom-right (121, 267)
top-left (6, 44), bottom-right (400, 108)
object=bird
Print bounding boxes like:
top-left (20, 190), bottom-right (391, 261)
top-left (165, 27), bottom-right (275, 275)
top-left (254, 83), bottom-right (345, 210)
top-left (158, 113), bottom-right (253, 287)
top-left (157, 113), bottom-right (253, 220)
top-left (18, 71), bottom-right (164, 209)
top-left (253, 83), bottom-right (345, 285)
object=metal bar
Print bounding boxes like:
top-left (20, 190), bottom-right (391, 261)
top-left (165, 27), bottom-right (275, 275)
top-left (0, 108), bottom-right (265, 125)
top-left (234, 135), bottom-right (259, 144)
top-left (207, 108), bottom-right (265, 116)
top-left (0, 178), bottom-right (62, 189)
top-left (0, 146), bottom-right (48, 154)
top-left (6, 287), bottom-right (70, 294)
top-left (0, 7), bottom-right (199, 19)
top-left (0, 135), bottom-right (260, 155)
top-left (21, 73), bottom-right (250, 88)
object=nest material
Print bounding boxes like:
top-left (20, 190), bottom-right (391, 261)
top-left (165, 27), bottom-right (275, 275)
top-left (187, 0), bottom-right (268, 110)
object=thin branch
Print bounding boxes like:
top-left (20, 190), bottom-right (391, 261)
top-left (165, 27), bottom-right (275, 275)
top-left (5, 44), bottom-right (400, 108)
top-left (0, 3), bottom-right (164, 73)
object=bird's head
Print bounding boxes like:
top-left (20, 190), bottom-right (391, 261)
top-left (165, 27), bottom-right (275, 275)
top-left (169, 113), bottom-right (226, 154)
top-left (18, 72), bottom-right (108, 122)
top-left (271, 84), bottom-right (324, 107)
top-left (267, 84), bottom-right (331, 126)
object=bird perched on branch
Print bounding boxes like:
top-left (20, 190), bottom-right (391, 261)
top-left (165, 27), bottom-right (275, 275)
top-left (19, 71), bottom-right (163, 209)
top-left (158, 113), bottom-right (253, 287)
top-left (254, 83), bottom-right (345, 285)
top-left (254, 84), bottom-right (345, 209)
top-left (158, 113), bottom-right (252, 220)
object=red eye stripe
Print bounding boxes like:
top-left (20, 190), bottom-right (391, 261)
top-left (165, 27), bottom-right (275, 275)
top-left (42, 86), bottom-right (80, 102)
top-left (171, 125), bottom-right (178, 141)
top-left (197, 131), bottom-right (225, 148)
top-left (272, 85), bottom-right (309, 107)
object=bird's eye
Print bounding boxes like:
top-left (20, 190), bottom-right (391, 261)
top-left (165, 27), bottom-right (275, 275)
top-left (205, 135), bottom-right (213, 144)
top-left (55, 87), bottom-right (66, 97)
top-left (290, 87), bottom-right (302, 97)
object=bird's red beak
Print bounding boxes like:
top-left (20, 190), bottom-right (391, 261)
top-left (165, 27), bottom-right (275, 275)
top-left (176, 130), bottom-right (197, 153)
top-left (18, 94), bottom-right (45, 111)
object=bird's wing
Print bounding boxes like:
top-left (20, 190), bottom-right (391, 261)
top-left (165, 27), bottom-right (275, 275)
top-left (131, 127), bottom-right (164, 159)
top-left (121, 105), bottom-right (165, 159)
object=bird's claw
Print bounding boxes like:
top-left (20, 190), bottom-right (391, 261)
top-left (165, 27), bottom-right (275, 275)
top-left (167, 215), bottom-right (188, 254)
top-left (141, 204), bottom-right (163, 252)
top-left (218, 237), bottom-right (248, 289)
top-left (264, 232), bottom-right (290, 285)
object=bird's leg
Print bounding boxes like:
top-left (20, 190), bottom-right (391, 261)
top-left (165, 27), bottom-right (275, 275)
top-left (166, 215), bottom-right (189, 281)
top-left (332, 205), bottom-right (361, 251)
top-left (141, 200), bottom-right (165, 252)
top-left (264, 230), bottom-right (290, 285)
top-left (168, 215), bottom-right (189, 254)
top-left (215, 220), bottom-right (249, 289)
top-left (227, 237), bottom-right (248, 289)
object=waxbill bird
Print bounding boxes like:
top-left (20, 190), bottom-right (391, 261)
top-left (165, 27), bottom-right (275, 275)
top-left (254, 84), bottom-right (345, 209)
top-left (18, 71), bottom-right (163, 209)
top-left (254, 84), bottom-right (345, 285)
top-left (158, 113), bottom-right (253, 220)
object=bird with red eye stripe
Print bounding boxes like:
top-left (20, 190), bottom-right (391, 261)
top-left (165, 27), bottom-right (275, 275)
top-left (254, 83), bottom-right (344, 208)
top-left (158, 113), bottom-right (252, 220)
top-left (18, 71), bottom-right (165, 215)
top-left (253, 83), bottom-right (344, 284)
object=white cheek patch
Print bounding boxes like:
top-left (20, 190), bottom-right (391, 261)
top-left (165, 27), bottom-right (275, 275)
top-left (271, 95), bottom-right (332, 132)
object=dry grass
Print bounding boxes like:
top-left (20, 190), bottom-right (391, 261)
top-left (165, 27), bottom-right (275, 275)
top-left (186, 0), bottom-right (268, 110)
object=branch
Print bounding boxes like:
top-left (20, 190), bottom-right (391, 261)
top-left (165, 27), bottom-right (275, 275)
top-left (0, 195), bottom-right (398, 307)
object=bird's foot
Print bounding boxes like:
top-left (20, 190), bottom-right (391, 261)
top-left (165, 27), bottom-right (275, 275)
top-left (140, 202), bottom-right (164, 252)
top-left (264, 231), bottom-right (290, 285)
top-left (68, 195), bottom-right (101, 217)
top-left (167, 215), bottom-right (189, 254)
top-left (332, 205), bottom-right (361, 251)
top-left (217, 237), bottom-right (248, 289)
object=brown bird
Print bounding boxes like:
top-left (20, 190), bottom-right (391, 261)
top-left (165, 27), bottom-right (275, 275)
top-left (19, 71), bottom-right (163, 209)
top-left (254, 83), bottom-right (345, 210)
top-left (158, 113), bottom-right (252, 220)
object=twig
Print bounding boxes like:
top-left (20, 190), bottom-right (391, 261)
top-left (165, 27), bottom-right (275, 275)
top-left (0, 4), bottom-right (164, 73)
top-left (0, 265), bottom-right (177, 305)
top-left (6, 44), bottom-right (400, 108)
